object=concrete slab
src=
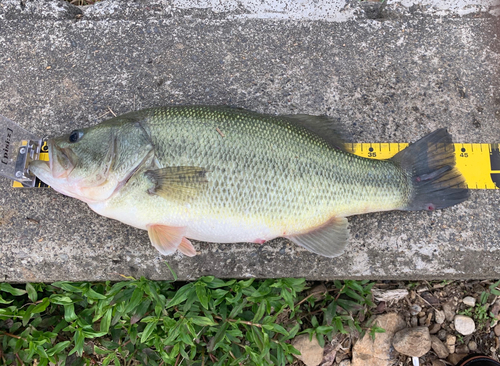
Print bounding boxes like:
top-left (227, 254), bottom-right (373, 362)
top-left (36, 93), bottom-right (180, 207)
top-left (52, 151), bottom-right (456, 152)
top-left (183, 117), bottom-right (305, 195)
top-left (0, 0), bottom-right (499, 282)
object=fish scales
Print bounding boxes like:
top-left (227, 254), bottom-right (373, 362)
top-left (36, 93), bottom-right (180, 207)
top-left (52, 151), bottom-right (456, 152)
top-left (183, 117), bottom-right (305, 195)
top-left (29, 106), bottom-right (468, 257)
top-left (135, 106), bottom-right (408, 227)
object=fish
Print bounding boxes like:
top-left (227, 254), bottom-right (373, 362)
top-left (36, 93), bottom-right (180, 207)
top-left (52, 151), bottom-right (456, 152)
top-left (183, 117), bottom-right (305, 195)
top-left (29, 106), bottom-right (469, 258)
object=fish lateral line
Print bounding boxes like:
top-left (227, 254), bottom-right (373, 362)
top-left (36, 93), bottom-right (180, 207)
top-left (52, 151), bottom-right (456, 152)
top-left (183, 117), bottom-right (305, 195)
top-left (13, 142), bottom-right (499, 190)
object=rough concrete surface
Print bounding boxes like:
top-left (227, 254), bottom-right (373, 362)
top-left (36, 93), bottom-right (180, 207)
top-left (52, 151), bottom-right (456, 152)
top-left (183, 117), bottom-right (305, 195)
top-left (0, 0), bottom-right (499, 282)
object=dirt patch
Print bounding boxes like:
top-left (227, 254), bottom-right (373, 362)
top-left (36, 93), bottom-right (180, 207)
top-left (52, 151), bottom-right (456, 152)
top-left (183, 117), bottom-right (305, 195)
top-left (0, 209), bottom-right (16, 226)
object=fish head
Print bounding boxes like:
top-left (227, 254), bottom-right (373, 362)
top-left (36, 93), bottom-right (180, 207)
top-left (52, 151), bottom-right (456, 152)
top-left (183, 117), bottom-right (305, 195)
top-left (30, 120), bottom-right (154, 203)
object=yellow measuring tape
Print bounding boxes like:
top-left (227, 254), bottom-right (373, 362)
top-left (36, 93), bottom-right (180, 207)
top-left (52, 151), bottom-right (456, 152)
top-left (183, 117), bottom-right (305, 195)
top-left (13, 142), bottom-right (500, 189)
top-left (346, 143), bottom-right (500, 190)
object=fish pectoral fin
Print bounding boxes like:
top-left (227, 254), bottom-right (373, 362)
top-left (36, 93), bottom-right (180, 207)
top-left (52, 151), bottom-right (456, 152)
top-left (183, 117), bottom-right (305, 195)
top-left (145, 166), bottom-right (208, 200)
top-left (286, 217), bottom-right (349, 258)
top-left (147, 224), bottom-right (187, 256)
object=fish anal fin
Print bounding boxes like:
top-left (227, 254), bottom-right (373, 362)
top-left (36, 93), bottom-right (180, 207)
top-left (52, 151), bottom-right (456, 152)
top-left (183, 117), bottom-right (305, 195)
top-left (286, 217), bottom-right (349, 258)
top-left (178, 237), bottom-right (197, 257)
top-left (147, 224), bottom-right (186, 256)
top-left (145, 166), bottom-right (208, 201)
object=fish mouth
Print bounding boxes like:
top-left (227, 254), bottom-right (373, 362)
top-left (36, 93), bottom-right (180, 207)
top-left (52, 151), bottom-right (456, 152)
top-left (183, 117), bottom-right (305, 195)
top-left (29, 141), bottom-right (82, 200)
top-left (48, 141), bottom-right (76, 179)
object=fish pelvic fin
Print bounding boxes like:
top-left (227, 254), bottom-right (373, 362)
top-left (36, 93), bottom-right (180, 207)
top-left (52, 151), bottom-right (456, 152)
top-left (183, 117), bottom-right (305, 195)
top-left (286, 217), bottom-right (349, 258)
top-left (392, 129), bottom-right (469, 211)
top-left (145, 166), bottom-right (209, 201)
top-left (178, 237), bottom-right (197, 257)
top-left (147, 224), bottom-right (196, 256)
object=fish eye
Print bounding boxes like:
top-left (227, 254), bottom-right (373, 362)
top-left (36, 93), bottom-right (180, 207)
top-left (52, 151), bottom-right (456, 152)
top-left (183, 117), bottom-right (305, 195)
top-left (69, 130), bottom-right (84, 143)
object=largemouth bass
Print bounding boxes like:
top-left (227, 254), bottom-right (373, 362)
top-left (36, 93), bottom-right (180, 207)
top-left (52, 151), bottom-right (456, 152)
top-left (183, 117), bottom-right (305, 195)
top-left (29, 106), bottom-right (469, 257)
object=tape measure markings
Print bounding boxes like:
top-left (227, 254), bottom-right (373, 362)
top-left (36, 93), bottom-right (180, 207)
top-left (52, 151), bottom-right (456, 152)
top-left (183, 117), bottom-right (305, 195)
top-left (347, 143), bottom-right (498, 190)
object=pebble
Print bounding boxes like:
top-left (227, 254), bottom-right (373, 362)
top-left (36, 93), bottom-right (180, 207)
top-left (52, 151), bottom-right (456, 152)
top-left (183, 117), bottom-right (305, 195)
top-left (291, 334), bottom-right (324, 366)
top-left (375, 301), bottom-right (387, 314)
top-left (429, 323), bottom-right (441, 334)
top-left (437, 329), bottom-right (447, 341)
top-left (435, 310), bottom-right (446, 324)
top-left (494, 323), bottom-right (500, 337)
top-left (416, 285), bottom-right (428, 293)
top-left (446, 334), bottom-right (456, 354)
top-left (411, 316), bottom-right (418, 327)
top-left (308, 284), bottom-right (327, 301)
top-left (454, 315), bottom-right (476, 335)
top-left (430, 335), bottom-right (450, 359)
top-left (338, 360), bottom-right (351, 366)
top-left (352, 313), bottom-right (406, 366)
top-left (410, 304), bottom-right (422, 316)
top-left (419, 316), bottom-right (427, 326)
top-left (448, 353), bottom-right (467, 365)
top-left (491, 299), bottom-right (500, 319)
top-left (442, 302), bottom-right (456, 322)
top-left (462, 296), bottom-right (476, 307)
top-left (426, 313), bottom-right (433, 326)
top-left (456, 344), bottom-right (469, 354)
top-left (468, 341), bottom-right (477, 351)
top-left (392, 326), bottom-right (431, 357)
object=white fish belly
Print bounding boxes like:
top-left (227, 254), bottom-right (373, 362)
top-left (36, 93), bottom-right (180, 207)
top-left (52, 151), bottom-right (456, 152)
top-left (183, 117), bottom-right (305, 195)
top-left (88, 201), bottom-right (280, 244)
top-left (185, 217), bottom-right (278, 243)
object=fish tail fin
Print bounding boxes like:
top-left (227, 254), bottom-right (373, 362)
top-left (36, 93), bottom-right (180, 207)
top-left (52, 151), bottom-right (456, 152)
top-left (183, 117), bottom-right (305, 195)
top-left (391, 128), bottom-right (469, 211)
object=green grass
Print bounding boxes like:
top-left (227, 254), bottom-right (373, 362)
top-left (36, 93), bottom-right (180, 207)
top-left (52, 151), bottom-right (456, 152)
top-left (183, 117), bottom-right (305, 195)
top-left (0, 276), bottom-right (379, 365)
top-left (458, 280), bottom-right (500, 331)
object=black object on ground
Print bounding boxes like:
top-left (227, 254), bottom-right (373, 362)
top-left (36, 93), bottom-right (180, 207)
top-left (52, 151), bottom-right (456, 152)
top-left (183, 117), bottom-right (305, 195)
top-left (457, 354), bottom-right (500, 366)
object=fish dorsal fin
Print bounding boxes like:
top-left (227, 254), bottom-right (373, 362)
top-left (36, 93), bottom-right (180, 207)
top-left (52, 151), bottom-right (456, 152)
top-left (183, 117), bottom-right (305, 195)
top-left (145, 166), bottom-right (209, 201)
top-left (190, 107), bottom-right (347, 150)
top-left (147, 224), bottom-right (187, 256)
top-left (281, 114), bottom-right (347, 151)
top-left (286, 217), bottom-right (349, 258)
